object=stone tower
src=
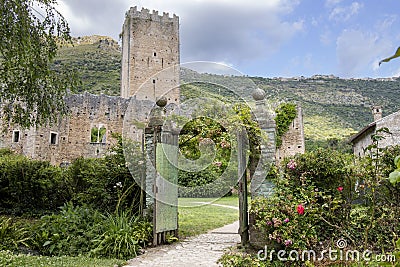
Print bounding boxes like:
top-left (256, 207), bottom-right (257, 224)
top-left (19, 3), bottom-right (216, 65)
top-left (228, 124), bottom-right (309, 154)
top-left (121, 7), bottom-right (180, 103)
top-left (372, 105), bottom-right (383, 121)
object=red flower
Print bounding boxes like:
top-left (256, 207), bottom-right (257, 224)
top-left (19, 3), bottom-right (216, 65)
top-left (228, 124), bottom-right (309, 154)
top-left (337, 186), bottom-right (343, 192)
top-left (297, 204), bottom-right (304, 215)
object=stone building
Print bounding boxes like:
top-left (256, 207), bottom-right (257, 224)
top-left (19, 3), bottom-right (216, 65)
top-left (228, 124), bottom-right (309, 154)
top-left (0, 6), bottom-right (305, 166)
top-left (349, 106), bottom-right (400, 157)
top-left (121, 6), bottom-right (180, 103)
top-left (276, 105), bottom-right (305, 163)
top-left (0, 7), bottom-right (178, 165)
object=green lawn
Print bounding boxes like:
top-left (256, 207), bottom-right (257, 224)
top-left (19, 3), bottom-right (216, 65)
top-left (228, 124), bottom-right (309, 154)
top-left (178, 196), bottom-right (239, 238)
top-left (0, 251), bottom-right (125, 267)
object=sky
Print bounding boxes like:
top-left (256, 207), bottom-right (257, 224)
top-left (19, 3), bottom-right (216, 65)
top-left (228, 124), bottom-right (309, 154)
top-left (56, 0), bottom-right (400, 78)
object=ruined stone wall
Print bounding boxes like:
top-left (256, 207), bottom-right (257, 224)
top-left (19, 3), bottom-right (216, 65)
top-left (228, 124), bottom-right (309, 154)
top-left (1, 6), bottom-right (181, 166)
top-left (121, 7), bottom-right (180, 103)
top-left (1, 93), bottom-right (131, 165)
top-left (276, 105), bottom-right (305, 163)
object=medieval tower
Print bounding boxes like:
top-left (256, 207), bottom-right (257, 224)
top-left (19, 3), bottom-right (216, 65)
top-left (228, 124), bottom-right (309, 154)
top-left (120, 7), bottom-right (180, 103)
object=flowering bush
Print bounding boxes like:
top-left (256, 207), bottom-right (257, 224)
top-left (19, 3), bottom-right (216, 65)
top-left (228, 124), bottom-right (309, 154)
top-left (250, 175), bottom-right (321, 251)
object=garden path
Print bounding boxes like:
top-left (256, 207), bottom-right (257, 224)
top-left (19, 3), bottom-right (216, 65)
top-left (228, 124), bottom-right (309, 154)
top-left (124, 220), bottom-right (240, 267)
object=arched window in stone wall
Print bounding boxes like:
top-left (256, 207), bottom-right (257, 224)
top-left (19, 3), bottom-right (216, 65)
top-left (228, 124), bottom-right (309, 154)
top-left (91, 124), bottom-right (107, 143)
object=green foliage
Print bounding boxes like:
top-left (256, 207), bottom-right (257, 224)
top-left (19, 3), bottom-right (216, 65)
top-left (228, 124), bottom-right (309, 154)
top-left (0, 135), bottom-right (143, 215)
top-left (0, 251), bottom-right (125, 267)
top-left (244, 146), bottom-right (400, 267)
top-left (250, 177), bottom-right (322, 251)
top-left (90, 212), bottom-right (152, 259)
top-left (54, 37), bottom-right (121, 96)
top-left (0, 154), bottom-right (66, 216)
top-left (0, 148), bottom-right (14, 156)
top-left (0, 217), bottom-right (30, 251)
top-left (31, 203), bottom-right (103, 256)
top-left (379, 46), bottom-right (400, 66)
top-left (305, 137), bottom-right (353, 153)
top-left (389, 155), bottom-right (400, 185)
top-left (178, 175), bottom-right (236, 198)
top-left (283, 148), bottom-right (355, 194)
top-left (275, 103), bottom-right (297, 148)
top-left (0, 0), bottom-right (80, 127)
top-left (90, 126), bottom-right (106, 143)
top-left (175, 101), bottom-right (258, 197)
top-left (31, 204), bottom-right (152, 259)
top-left (65, 155), bottom-right (142, 214)
top-left (218, 251), bottom-right (267, 267)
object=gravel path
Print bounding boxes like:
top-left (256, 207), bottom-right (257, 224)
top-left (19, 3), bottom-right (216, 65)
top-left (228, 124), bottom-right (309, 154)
top-left (124, 221), bottom-right (240, 267)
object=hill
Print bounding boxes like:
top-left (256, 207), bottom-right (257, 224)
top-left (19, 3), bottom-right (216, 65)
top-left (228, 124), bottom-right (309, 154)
top-left (54, 35), bottom-right (121, 96)
top-left (54, 36), bottom-right (400, 148)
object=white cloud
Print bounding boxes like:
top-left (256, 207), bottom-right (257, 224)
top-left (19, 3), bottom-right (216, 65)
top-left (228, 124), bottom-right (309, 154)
top-left (57, 1), bottom-right (93, 32)
top-left (329, 2), bottom-right (363, 22)
top-left (55, 0), bottom-right (304, 65)
top-left (325, 0), bottom-right (343, 7)
top-left (336, 29), bottom-right (393, 77)
top-left (375, 15), bottom-right (398, 32)
top-left (320, 31), bottom-right (332, 46)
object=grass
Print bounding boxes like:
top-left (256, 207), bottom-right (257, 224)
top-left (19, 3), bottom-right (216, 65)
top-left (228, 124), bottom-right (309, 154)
top-left (178, 195), bottom-right (239, 238)
top-left (0, 250), bottom-right (125, 267)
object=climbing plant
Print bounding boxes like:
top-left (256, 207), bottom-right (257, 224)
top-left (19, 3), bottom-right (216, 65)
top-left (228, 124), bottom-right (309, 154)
top-left (274, 103), bottom-right (297, 148)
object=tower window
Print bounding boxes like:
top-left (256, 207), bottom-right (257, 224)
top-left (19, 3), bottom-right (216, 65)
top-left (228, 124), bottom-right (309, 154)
top-left (153, 52), bottom-right (157, 56)
top-left (13, 130), bottom-right (20, 143)
top-left (153, 79), bottom-right (156, 84)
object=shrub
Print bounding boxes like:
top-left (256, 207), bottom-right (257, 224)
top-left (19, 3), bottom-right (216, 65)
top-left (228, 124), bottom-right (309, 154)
top-left (0, 217), bottom-right (30, 251)
top-left (31, 203), bottom-right (103, 256)
top-left (90, 212), bottom-right (152, 259)
top-left (30, 204), bottom-right (152, 259)
top-left (65, 135), bottom-right (143, 213)
top-left (250, 178), bottom-right (321, 251)
top-left (0, 155), bottom-right (66, 216)
top-left (283, 148), bottom-right (355, 196)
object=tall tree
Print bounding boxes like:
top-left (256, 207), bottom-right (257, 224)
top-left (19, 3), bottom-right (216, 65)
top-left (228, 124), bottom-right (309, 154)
top-left (0, 0), bottom-right (79, 128)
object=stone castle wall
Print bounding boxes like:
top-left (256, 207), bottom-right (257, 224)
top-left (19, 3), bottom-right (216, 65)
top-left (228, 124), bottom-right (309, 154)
top-left (121, 7), bottom-right (180, 103)
top-left (1, 93), bottom-right (131, 165)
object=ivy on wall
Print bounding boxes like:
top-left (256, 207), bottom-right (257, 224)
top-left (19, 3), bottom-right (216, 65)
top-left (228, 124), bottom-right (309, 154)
top-left (275, 103), bottom-right (297, 148)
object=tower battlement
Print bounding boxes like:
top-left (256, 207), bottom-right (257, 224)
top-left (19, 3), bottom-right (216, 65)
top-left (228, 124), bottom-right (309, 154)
top-left (121, 6), bottom-right (180, 103)
top-left (126, 6), bottom-right (179, 24)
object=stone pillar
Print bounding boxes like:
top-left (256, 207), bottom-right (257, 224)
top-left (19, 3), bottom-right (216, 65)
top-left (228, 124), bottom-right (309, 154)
top-left (144, 97), bottom-right (167, 212)
top-left (250, 88), bottom-right (276, 198)
top-left (249, 88), bottom-right (276, 248)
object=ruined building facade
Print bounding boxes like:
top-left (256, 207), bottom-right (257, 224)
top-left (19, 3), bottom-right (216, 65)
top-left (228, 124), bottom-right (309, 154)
top-left (276, 106), bottom-right (305, 163)
top-left (0, 7), bottom-right (179, 165)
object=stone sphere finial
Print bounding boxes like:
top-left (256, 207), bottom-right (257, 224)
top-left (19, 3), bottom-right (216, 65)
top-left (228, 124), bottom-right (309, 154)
top-left (156, 96), bottom-right (167, 107)
top-left (252, 88), bottom-right (265, 101)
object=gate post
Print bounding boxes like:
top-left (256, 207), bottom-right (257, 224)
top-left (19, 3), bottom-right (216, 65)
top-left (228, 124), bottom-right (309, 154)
top-left (250, 88), bottom-right (276, 197)
top-left (249, 88), bottom-right (276, 247)
top-left (238, 128), bottom-right (249, 246)
top-left (144, 97), bottom-right (179, 246)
